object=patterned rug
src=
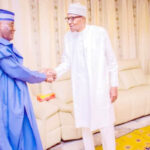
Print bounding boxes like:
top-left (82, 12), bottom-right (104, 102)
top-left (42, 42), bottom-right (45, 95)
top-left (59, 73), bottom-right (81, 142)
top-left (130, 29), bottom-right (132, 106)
top-left (95, 126), bottom-right (150, 150)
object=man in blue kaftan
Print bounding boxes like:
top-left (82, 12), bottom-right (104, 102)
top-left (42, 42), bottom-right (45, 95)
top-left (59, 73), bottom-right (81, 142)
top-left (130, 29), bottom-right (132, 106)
top-left (0, 9), bottom-right (53, 150)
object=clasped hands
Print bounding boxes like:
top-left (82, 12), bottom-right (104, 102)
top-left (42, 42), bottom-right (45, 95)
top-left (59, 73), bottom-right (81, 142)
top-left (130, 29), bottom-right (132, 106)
top-left (40, 69), bottom-right (56, 83)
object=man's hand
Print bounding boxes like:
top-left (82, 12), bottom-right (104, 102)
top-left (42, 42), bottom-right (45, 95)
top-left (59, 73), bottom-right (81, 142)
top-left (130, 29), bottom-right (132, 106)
top-left (110, 87), bottom-right (118, 103)
top-left (40, 68), bottom-right (57, 83)
top-left (46, 69), bottom-right (57, 82)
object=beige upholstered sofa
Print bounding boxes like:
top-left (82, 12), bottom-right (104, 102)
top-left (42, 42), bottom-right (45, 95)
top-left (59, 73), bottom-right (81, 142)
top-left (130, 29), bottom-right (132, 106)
top-left (30, 59), bottom-right (150, 149)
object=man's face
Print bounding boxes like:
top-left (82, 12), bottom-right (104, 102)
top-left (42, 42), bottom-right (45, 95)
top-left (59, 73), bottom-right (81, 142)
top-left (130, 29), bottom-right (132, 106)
top-left (66, 14), bottom-right (85, 32)
top-left (0, 21), bottom-right (15, 41)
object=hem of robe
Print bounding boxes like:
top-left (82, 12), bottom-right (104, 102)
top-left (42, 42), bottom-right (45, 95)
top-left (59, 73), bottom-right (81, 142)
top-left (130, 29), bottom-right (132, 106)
top-left (18, 108), bottom-right (43, 150)
top-left (74, 105), bottom-right (115, 131)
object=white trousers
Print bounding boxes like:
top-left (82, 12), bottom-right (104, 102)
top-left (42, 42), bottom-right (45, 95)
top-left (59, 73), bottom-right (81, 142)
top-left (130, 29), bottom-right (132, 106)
top-left (82, 125), bottom-right (116, 150)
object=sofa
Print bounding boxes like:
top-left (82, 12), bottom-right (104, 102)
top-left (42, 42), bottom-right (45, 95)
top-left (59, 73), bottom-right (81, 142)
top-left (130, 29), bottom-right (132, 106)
top-left (29, 59), bottom-right (150, 150)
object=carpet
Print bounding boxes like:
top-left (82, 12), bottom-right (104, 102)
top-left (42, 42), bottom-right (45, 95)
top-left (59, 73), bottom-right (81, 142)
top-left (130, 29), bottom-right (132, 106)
top-left (95, 125), bottom-right (150, 150)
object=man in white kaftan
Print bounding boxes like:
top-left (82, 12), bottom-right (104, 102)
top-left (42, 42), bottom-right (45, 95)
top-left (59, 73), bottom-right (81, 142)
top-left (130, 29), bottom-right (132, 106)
top-left (53, 3), bottom-right (118, 150)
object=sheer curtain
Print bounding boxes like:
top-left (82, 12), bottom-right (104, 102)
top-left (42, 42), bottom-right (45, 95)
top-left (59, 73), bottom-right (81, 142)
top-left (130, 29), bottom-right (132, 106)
top-left (136, 0), bottom-right (150, 73)
top-left (117, 0), bottom-right (136, 59)
top-left (0, 0), bottom-right (150, 92)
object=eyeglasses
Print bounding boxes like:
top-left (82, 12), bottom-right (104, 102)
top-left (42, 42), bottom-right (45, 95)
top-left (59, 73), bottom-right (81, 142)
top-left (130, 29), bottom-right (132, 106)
top-left (65, 16), bottom-right (82, 22)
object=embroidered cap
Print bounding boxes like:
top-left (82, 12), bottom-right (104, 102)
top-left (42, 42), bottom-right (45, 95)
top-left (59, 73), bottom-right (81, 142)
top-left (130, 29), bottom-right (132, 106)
top-left (68, 3), bottom-right (86, 17)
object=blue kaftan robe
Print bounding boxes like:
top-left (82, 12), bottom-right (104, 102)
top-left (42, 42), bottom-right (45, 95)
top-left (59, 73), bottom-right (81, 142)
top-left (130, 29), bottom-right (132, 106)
top-left (0, 38), bottom-right (46, 150)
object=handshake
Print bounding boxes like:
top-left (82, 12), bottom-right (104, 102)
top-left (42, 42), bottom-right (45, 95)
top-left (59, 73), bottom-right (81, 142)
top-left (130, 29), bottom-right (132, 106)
top-left (40, 68), bottom-right (57, 83)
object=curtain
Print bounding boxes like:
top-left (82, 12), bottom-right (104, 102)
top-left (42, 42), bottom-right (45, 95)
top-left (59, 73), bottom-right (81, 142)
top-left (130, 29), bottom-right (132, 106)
top-left (0, 0), bottom-right (150, 92)
top-left (136, 0), bottom-right (150, 73)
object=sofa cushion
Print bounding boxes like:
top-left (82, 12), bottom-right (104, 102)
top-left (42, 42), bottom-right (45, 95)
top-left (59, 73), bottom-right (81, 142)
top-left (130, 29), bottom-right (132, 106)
top-left (114, 90), bottom-right (133, 124)
top-left (46, 113), bottom-right (60, 132)
top-left (118, 76), bottom-right (125, 90)
top-left (59, 103), bottom-right (73, 113)
top-left (131, 69), bottom-right (147, 85)
top-left (61, 126), bottom-right (82, 140)
top-left (115, 85), bottom-right (150, 125)
top-left (52, 80), bottom-right (73, 103)
top-left (46, 128), bottom-right (61, 149)
top-left (118, 59), bottom-right (140, 71)
top-left (119, 68), bottom-right (147, 89)
top-left (59, 112), bottom-right (75, 126)
top-left (119, 70), bottom-right (139, 89)
top-left (50, 99), bottom-right (73, 113)
top-left (129, 85), bottom-right (150, 116)
top-left (34, 100), bottom-right (59, 119)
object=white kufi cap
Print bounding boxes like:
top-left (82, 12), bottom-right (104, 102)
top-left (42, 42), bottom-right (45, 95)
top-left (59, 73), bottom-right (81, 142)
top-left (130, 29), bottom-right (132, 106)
top-left (68, 3), bottom-right (86, 17)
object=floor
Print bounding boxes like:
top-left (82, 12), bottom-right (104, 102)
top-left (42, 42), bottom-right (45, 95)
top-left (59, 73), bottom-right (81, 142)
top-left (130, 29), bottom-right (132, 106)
top-left (50, 115), bottom-right (150, 150)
